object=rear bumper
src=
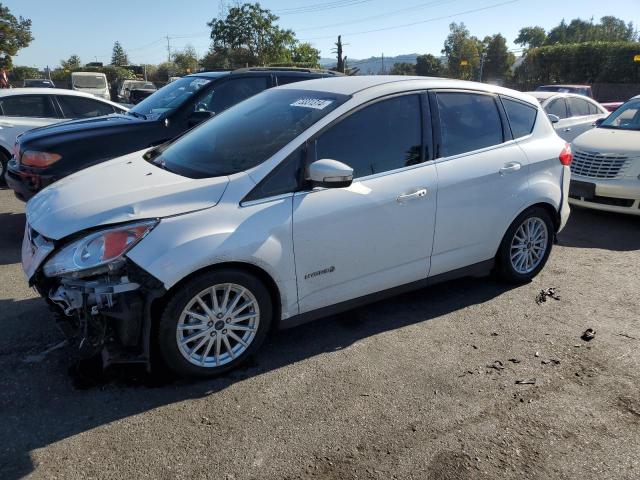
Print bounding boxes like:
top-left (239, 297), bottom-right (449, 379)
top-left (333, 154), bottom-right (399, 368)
top-left (5, 159), bottom-right (57, 201)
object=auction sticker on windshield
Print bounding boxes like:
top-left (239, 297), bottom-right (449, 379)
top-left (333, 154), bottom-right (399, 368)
top-left (290, 98), bottom-right (334, 110)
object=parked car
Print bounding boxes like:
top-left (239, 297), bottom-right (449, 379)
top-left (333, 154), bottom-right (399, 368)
top-left (0, 88), bottom-right (127, 184)
top-left (6, 68), bottom-right (340, 200)
top-left (535, 84), bottom-right (593, 98)
top-left (23, 79), bottom-right (55, 88)
top-left (118, 80), bottom-right (156, 103)
top-left (601, 101), bottom-right (624, 112)
top-left (129, 85), bottom-right (157, 105)
top-left (71, 72), bottom-right (110, 100)
top-left (568, 95), bottom-right (640, 215)
top-left (21, 76), bottom-right (571, 377)
top-left (528, 91), bottom-right (609, 142)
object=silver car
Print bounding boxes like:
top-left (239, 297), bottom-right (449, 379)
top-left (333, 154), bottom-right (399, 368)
top-left (568, 95), bottom-right (640, 216)
top-left (528, 92), bottom-right (608, 142)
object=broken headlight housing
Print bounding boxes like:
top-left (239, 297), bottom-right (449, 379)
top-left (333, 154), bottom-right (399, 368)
top-left (43, 220), bottom-right (158, 278)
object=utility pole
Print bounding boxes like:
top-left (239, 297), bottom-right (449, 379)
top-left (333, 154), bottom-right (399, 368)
top-left (166, 35), bottom-right (172, 62)
top-left (335, 35), bottom-right (344, 73)
top-left (381, 53), bottom-right (385, 74)
top-left (479, 52), bottom-right (487, 82)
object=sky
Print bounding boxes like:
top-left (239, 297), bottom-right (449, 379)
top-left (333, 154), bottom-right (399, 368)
top-left (7, 0), bottom-right (640, 69)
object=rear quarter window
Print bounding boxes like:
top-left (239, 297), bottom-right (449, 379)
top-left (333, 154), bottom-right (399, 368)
top-left (501, 97), bottom-right (537, 138)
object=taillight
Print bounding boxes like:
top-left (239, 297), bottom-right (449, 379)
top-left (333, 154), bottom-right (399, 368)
top-left (559, 143), bottom-right (572, 166)
top-left (21, 150), bottom-right (62, 168)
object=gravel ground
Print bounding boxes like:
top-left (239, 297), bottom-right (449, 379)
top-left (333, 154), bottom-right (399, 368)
top-left (0, 186), bottom-right (639, 480)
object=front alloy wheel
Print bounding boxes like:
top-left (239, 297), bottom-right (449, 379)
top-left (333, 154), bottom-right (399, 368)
top-left (158, 269), bottom-right (272, 377)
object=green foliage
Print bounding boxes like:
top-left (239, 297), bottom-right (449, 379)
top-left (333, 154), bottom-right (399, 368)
top-left (390, 62), bottom-right (416, 75)
top-left (60, 55), bottom-right (82, 71)
top-left (0, 3), bottom-right (34, 68)
top-left (8, 66), bottom-right (40, 81)
top-left (442, 22), bottom-right (480, 80)
top-left (515, 26), bottom-right (547, 49)
top-left (481, 34), bottom-right (515, 82)
top-left (415, 54), bottom-right (443, 77)
top-left (173, 45), bottom-right (199, 74)
top-left (513, 41), bottom-right (640, 87)
top-left (544, 16), bottom-right (636, 45)
top-left (157, 62), bottom-right (179, 81)
top-left (291, 42), bottom-right (320, 66)
top-left (111, 41), bottom-right (129, 66)
top-left (50, 64), bottom-right (136, 85)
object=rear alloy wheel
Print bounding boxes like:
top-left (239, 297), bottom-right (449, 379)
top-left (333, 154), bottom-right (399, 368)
top-left (158, 269), bottom-right (272, 377)
top-left (496, 207), bottom-right (554, 283)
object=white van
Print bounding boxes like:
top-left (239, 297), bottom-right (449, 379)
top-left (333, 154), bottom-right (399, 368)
top-left (71, 72), bottom-right (110, 101)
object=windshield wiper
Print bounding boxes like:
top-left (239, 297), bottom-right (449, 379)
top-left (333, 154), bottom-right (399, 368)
top-left (127, 111), bottom-right (147, 120)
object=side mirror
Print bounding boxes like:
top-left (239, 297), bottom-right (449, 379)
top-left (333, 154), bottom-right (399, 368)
top-left (592, 117), bottom-right (605, 127)
top-left (547, 114), bottom-right (560, 124)
top-left (188, 109), bottom-right (214, 126)
top-left (307, 159), bottom-right (353, 188)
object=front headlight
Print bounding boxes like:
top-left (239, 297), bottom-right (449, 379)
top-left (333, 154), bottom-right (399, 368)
top-left (43, 220), bottom-right (158, 278)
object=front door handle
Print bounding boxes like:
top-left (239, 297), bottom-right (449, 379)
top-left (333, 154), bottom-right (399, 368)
top-left (397, 188), bottom-right (427, 204)
top-left (499, 162), bottom-right (522, 176)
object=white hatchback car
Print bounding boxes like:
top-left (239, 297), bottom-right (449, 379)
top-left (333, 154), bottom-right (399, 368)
top-left (22, 77), bottom-right (571, 377)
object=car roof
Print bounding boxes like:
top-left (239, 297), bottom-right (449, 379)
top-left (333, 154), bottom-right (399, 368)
top-left (538, 84), bottom-right (590, 88)
top-left (278, 76), bottom-right (539, 105)
top-left (526, 91), bottom-right (602, 103)
top-left (0, 88), bottom-right (128, 110)
top-left (187, 68), bottom-right (339, 79)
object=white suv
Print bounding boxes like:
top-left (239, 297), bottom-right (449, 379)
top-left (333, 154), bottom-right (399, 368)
top-left (22, 77), bottom-right (571, 377)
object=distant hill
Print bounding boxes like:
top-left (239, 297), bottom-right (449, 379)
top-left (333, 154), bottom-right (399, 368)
top-left (319, 54), bottom-right (441, 74)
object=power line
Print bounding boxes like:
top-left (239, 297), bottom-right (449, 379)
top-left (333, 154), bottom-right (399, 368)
top-left (300, 0), bottom-right (521, 41)
top-left (276, 0), bottom-right (372, 15)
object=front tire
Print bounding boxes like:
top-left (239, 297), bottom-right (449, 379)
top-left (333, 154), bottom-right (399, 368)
top-left (157, 269), bottom-right (272, 377)
top-left (496, 206), bottom-right (555, 283)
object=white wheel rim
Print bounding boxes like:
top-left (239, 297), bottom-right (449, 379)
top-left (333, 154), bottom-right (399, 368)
top-left (176, 283), bottom-right (260, 368)
top-left (510, 217), bottom-right (548, 274)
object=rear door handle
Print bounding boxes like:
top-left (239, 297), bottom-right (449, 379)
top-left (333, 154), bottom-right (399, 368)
top-left (397, 188), bottom-right (427, 204)
top-left (499, 162), bottom-right (522, 176)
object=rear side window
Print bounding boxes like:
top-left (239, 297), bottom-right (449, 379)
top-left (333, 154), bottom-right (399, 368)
top-left (200, 77), bottom-right (268, 114)
top-left (0, 95), bottom-right (56, 118)
top-left (436, 92), bottom-right (503, 157)
top-left (587, 102), bottom-right (599, 115)
top-left (57, 96), bottom-right (115, 118)
top-left (315, 94), bottom-right (422, 179)
top-left (545, 98), bottom-right (567, 119)
top-left (502, 98), bottom-right (537, 138)
top-left (567, 97), bottom-right (590, 116)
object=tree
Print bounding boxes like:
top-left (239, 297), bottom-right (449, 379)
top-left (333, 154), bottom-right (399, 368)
top-left (543, 17), bottom-right (636, 45)
top-left (0, 3), bottom-right (34, 68)
top-left (415, 54), bottom-right (443, 76)
top-left (480, 34), bottom-right (515, 82)
top-left (8, 66), bottom-right (40, 82)
top-left (515, 26), bottom-right (547, 49)
top-left (173, 45), bottom-right (199, 74)
top-left (157, 61), bottom-right (179, 81)
top-left (442, 22), bottom-right (480, 80)
top-left (207, 3), bottom-right (296, 67)
top-left (291, 42), bottom-right (320, 66)
top-left (390, 62), bottom-right (416, 75)
top-left (60, 55), bottom-right (82, 71)
top-left (111, 41), bottom-right (129, 66)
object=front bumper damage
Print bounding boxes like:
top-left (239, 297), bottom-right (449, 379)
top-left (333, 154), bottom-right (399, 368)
top-left (33, 262), bottom-right (165, 368)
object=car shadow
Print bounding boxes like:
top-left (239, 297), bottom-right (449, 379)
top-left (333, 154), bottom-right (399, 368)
top-left (557, 206), bottom-right (640, 251)
top-left (0, 212), bottom-right (25, 265)
top-left (0, 275), bottom-right (516, 479)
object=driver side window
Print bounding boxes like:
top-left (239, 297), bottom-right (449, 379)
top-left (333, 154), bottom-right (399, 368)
top-left (197, 77), bottom-right (269, 115)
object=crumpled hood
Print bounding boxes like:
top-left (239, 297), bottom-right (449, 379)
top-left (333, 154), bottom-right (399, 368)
top-left (572, 127), bottom-right (640, 156)
top-left (26, 150), bottom-right (229, 240)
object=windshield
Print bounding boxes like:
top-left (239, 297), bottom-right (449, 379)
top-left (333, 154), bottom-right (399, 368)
top-left (600, 99), bottom-right (640, 131)
top-left (153, 89), bottom-right (349, 178)
top-left (130, 76), bottom-right (213, 119)
top-left (73, 75), bottom-right (107, 89)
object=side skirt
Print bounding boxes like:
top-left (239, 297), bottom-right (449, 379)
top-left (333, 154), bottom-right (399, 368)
top-left (279, 259), bottom-right (494, 330)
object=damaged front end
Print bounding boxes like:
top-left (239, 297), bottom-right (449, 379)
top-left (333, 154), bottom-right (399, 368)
top-left (24, 220), bottom-right (165, 367)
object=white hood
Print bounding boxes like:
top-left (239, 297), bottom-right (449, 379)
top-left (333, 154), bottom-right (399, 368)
top-left (26, 151), bottom-right (229, 240)
top-left (572, 127), bottom-right (640, 156)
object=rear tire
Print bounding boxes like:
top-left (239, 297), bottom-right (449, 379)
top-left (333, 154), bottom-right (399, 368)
top-left (496, 206), bottom-right (555, 283)
top-left (157, 269), bottom-right (272, 378)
